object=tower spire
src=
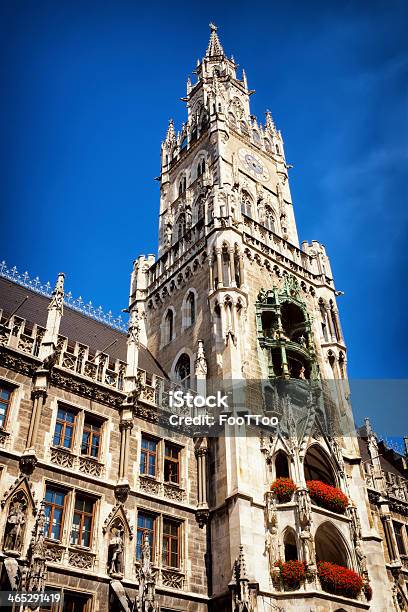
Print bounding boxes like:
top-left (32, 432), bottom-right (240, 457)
top-left (206, 23), bottom-right (225, 57)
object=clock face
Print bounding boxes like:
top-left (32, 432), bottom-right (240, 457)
top-left (239, 148), bottom-right (269, 182)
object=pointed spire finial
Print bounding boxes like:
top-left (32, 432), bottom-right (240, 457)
top-left (166, 118), bottom-right (175, 143)
top-left (48, 272), bottom-right (65, 313)
top-left (206, 23), bottom-right (225, 57)
top-left (265, 109), bottom-right (276, 132)
top-left (242, 69), bottom-right (248, 90)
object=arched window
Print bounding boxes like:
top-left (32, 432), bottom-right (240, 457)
top-left (275, 451), bottom-right (290, 478)
top-left (253, 130), bottom-right (261, 145)
top-left (275, 143), bottom-right (280, 154)
top-left (264, 139), bottom-right (271, 152)
top-left (190, 123), bottom-right (197, 142)
top-left (284, 529), bottom-right (298, 561)
top-left (228, 113), bottom-right (237, 128)
top-left (264, 206), bottom-right (276, 232)
top-left (240, 121), bottom-right (249, 136)
top-left (197, 197), bottom-right (205, 223)
top-left (197, 158), bottom-right (206, 177)
top-left (176, 213), bottom-right (186, 241)
top-left (330, 300), bottom-right (340, 341)
top-left (175, 354), bottom-right (191, 389)
top-left (180, 134), bottom-right (188, 151)
top-left (163, 310), bottom-right (174, 345)
top-left (241, 191), bottom-right (252, 218)
top-left (315, 523), bottom-right (349, 567)
top-left (304, 445), bottom-right (336, 486)
top-left (178, 176), bottom-right (187, 197)
top-left (186, 292), bottom-right (195, 326)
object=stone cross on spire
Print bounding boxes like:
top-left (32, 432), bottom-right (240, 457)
top-left (206, 23), bottom-right (225, 57)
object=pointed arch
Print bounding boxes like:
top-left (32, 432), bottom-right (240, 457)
top-left (182, 288), bottom-right (198, 329)
top-left (304, 443), bottom-right (336, 486)
top-left (161, 308), bottom-right (175, 347)
top-left (315, 521), bottom-right (350, 567)
top-left (103, 504), bottom-right (134, 538)
top-left (282, 526), bottom-right (298, 561)
top-left (274, 450), bottom-right (290, 479)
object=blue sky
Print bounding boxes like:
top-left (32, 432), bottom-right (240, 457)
top-left (1, 1), bottom-right (407, 380)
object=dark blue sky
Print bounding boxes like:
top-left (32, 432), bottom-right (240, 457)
top-left (1, 1), bottom-right (407, 379)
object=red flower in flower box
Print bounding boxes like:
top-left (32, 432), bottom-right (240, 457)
top-left (318, 561), bottom-right (363, 599)
top-left (306, 480), bottom-right (349, 514)
top-left (270, 478), bottom-right (296, 502)
top-left (274, 560), bottom-right (306, 589)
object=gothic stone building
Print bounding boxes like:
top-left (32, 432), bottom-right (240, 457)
top-left (1, 24), bottom-right (407, 612)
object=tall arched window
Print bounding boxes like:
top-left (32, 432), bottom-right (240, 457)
top-left (264, 206), bottom-right (276, 232)
top-left (176, 213), bottom-right (186, 241)
top-left (275, 451), bottom-right (290, 478)
top-left (178, 176), bottom-right (187, 197)
top-left (175, 354), bottom-right (191, 389)
top-left (180, 134), bottom-right (188, 151)
top-left (197, 159), bottom-right (206, 177)
top-left (228, 113), bottom-right (237, 129)
top-left (241, 191), bottom-right (252, 218)
top-left (284, 529), bottom-right (298, 562)
top-left (197, 197), bottom-right (205, 223)
top-left (304, 445), bottom-right (336, 486)
top-left (163, 310), bottom-right (174, 345)
top-left (186, 292), bottom-right (195, 326)
top-left (315, 523), bottom-right (349, 567)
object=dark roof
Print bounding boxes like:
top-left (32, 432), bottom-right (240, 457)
top-left (0, 277), bottom-right (166, 378)
top-left (358, 435), bottom-right (407, 478)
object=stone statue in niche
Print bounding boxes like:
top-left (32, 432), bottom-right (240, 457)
top-left (108, 523), bottom-right (124, 576)
top-left (300, 529), bottom-right (315, 567)
top-left (4, 492), bottom-right (28, 554)
top-left (297, 487), bottom-right (312, 530)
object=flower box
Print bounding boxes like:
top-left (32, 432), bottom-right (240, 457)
top-left (270, 478), bottom-right (296, 503)
top-left (318, 561), bottom-right (363, 599)
top-left (274, 560), bottom-right (306, 590)
top-left (306, 480), bottom-right (348, 514)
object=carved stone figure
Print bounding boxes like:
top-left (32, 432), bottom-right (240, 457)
top-left (300, 529), bottom-right (315, 567)
top-left (265, 492), bottom-right (277, 529)
top-left (355, 540), bottom-right (367, 575)
top-left (297, 488), bottom-right (312, 530)
top-left (4, 493), bottom-right (27, 553)
top-left (265, 527), bottom-right (278, 573)
top-left (108, 524), bottom-right (124, 576)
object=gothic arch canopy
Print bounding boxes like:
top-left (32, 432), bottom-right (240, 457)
top-left (1, 476), bottom-right (37, 513)
top-left (102, 504), bottom-right (134, 539)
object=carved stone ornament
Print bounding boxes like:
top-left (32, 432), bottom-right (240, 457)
top-left (68, 549), bottom-right (94, 570)
top-left (194, 339), bottom-right (208, 376)
top-left (137, 532), bottom-right (159, 611)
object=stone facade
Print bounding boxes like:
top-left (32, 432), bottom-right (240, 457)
top-left (0, 23), bottom-right (407, 612)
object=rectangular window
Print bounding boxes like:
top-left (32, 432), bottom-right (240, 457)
top-left (162, 519), bottom-right (180, 568)
top-left (140, 436), bottom-right (158, 477)
top-left (0, 384), bottom-right (12, 428)
top-left (81, 416), bottom-right (101, 459)
top-left (61, 591), bottom-right (91, 612)
top-left (44, 486), bottom-right (67, 541)
top-left (53, 406), bottom-right (76, 449)
top-left (71, 495), bottom-right (95, 548)
top-left (164, 443), bottom-right (180, 484)
top-left (136, 512), bottom-right (156, 561)
top-left (394, 522), bottom-right (406, 555)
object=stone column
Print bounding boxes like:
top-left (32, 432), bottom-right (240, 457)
top-left (216, 248), bottom-right (223, 288)
top-left (208, 256), bottom-right (214, 291)
top-left (238, 254), bottom-right (245, 287)
top-left (229, 248), bottom-right (236, 287)
top-left (195, 438), bottom-right (209, 528)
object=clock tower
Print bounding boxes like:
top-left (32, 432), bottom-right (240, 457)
top-left (129, 24), bottom-right (391, 612)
